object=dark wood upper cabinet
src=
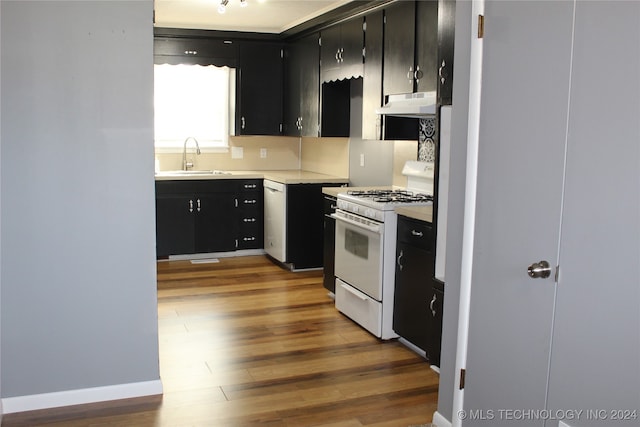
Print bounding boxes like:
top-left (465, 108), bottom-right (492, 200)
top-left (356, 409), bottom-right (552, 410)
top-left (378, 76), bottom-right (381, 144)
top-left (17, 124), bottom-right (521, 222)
top-left (415, 0), bottom-right (439, 94)
top-left (320, 17), bottom-right (364, 83)
top-left (383, 1), bottom-right (416, 96)
top-left (383, 0), bottom-right (438, 97)
top-left (237, 41), bottom-right (284, 135)
top-left (362, 10), bottom-right (384, 140)
top-left (284, 33), bottom-right (320, 137)
top-left (154, 37), bottom-right (238, 67)
top-left (437, 0), bottom-right (456, 105)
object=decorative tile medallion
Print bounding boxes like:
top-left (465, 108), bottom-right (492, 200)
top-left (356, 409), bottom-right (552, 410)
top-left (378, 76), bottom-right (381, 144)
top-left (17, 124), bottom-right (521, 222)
top-left (418, 117), bottom-right (436, 162)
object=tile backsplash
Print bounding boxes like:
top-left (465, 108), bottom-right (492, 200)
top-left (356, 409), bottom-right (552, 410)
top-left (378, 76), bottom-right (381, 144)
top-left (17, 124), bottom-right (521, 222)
top-left (418, 117), bottom-right (437, 163)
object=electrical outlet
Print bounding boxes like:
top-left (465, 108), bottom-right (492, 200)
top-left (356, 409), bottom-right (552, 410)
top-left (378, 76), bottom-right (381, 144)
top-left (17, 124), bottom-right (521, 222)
top-left (260, 148), bottom-right (267, 158)
top-left (231, 146), bottom-right (243, 159)
top-left (360, 153), bottom-right (365, 167)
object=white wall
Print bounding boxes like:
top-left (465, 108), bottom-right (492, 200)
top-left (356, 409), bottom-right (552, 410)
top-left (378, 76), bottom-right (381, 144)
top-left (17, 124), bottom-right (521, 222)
top-left (1, 0), bottom-right (160, 410)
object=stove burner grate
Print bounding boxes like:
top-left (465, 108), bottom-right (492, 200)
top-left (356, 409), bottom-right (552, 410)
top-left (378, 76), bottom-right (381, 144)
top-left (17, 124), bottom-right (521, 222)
top-left (347, 189), bottom-right (433, 204)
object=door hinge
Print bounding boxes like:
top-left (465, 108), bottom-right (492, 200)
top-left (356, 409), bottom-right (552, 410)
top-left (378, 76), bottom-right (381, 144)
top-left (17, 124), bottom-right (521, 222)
top-left (459, 368), bottom-right (466, 389)
top-left (363, 20), bottom-right (366, 32)
top-left (280, 48), bottom-right (284, 59)
top-left (477, 14), bottom-right (485, 39)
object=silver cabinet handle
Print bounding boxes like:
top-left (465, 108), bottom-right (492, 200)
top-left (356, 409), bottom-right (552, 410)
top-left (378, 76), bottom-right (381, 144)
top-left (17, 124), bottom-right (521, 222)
top-left (196, 199), bottom-right (201, 212)
top-left (430, 293), bottom-right (437, 317)
top-left (189, 199), bottom-right (194, 213)
top-left (244, 183), bottom-right (257, 189)
top-left (243, 218), bottom-right (256, 223)
top-left (414, 65), bottom-right (423, 84)
top-left (527, 260), bottom-right (551, 279)
top-left (243, 236), bottom-right (256, 241)
top-left (244, 199), bottom-right (257, 204)
top-left (439, 59), bottom-right (446, 84)
top-left (241, 116), bottom-right (246, 130)
top-left (397, 249), bottom-right (404, 271)
top-left (411, 230), bottom-right (423, 237)
top-left (407, 66), bottom-right (414, 83)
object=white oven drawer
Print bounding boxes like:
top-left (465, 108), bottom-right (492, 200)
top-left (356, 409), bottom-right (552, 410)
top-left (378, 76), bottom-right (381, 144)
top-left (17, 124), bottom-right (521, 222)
top-left (335, 278), bottom-right (382, 338)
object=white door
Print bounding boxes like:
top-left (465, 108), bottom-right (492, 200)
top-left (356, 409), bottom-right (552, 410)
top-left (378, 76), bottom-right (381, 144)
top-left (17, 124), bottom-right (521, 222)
top-left (462, 1), bottom-right (574, 425)
top-left (545, 1), bottom-right (640, 423)
top-left (460, 1), bottom-right (640, 426)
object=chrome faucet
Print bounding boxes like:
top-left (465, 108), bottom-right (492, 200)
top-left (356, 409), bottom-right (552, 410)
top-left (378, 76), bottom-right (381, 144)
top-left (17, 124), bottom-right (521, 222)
top-left (182, 137), bottom-right (201, 170)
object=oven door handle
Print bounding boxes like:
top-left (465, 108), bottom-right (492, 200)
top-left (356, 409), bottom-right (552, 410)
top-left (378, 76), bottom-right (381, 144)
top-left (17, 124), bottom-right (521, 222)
top-left (340, 282), bottom-right (369, 301)
top-left (330, 213), bottom-right (383, 235)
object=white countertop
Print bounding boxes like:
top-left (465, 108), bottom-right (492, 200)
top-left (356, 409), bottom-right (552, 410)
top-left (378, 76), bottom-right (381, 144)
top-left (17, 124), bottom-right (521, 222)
top-left (395, 205), bottom-right (433, 223)
top-left (155, 169), bottom-right (348, 185)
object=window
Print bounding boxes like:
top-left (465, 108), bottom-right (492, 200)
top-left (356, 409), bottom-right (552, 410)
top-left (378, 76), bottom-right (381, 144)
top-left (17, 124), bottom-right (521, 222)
top-left (154, 64), bottom-right (235, 152)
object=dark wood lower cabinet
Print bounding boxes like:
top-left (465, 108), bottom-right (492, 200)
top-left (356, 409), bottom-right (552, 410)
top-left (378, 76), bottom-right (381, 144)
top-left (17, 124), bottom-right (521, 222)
top-left (428, 280), bottom-right (444, 367)
top-left (393, 239), bottom-right (433, 352)
top-left (393, 215), bottom-right (443, 366)
top-left (155, 179), bottom-right (263, 257)
top-left (322, 195), bottom-right (337, 293)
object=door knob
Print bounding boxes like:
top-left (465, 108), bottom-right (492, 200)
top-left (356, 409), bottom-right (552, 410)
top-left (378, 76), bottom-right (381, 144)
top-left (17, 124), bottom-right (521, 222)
top-left (527, 260), bottom-right (551, 279)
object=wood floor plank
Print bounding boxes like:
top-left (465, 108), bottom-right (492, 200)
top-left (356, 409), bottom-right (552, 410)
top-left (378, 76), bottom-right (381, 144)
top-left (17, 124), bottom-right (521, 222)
top-left (2, 255), bottom-right (437, 426)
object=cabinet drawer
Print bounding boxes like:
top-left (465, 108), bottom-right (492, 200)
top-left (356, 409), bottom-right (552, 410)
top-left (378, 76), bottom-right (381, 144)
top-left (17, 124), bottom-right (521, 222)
top-left (397, 216), bottom-right (433, 251)
top-left (238, 180), bottom-right (263, 192)
top-left (335, 279), bottom-right (382, 338)
top-left (237, 234), bottom-right (263, 249)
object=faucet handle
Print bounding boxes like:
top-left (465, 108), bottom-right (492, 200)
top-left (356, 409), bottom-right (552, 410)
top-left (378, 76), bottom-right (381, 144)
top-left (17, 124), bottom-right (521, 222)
top-left (184, 161), bottom-right (194, 170)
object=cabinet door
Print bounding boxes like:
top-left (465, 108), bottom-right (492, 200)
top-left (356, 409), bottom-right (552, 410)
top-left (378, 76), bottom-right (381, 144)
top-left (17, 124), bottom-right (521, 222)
top-left (237, 41), bottom-right (283, 135)
top-left (155, 195), bottom-right (195, 257)
top-left (299, 34), bottom-right (320, 137)
top-left (284, 34), bottom-right (319, 137)
top-left (427, 284), bottom-right (444, 367)
top-left (320, 24), bottom-right (342, 81)
top-left (436, 0), bottom-right (455, 105)
top-left (154, 37), bottom-right (238, 66)
top-left (415, 0), bottom-right (438, 93)
top-left (393, 241), bottom-right (433, 351)
top-left (322, 196), bottom-right (337, 293)
top-left (339, 17), bottom-right (364, 79)
top-left (283, 41), bottom-right (302, 136)
top-left (194, 193), bottom-right (237, 253)
top-left (362, 10), bottom-right (384, 140)
top-left (286, 184), bottom-right (324, 269)
top-left (383, 1), bottom-right (416, 96)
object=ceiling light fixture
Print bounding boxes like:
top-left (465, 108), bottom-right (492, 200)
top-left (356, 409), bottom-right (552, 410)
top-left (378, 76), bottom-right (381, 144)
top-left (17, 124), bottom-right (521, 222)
top-left (218, 0), bottom-right (249, 14)
top-left (218, 0), bottom-right (229, 14)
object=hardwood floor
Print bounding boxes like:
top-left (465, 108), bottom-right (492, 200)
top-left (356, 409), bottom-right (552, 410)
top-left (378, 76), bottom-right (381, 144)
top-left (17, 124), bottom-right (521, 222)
top-left (2, 255), bottom-right (438, 426)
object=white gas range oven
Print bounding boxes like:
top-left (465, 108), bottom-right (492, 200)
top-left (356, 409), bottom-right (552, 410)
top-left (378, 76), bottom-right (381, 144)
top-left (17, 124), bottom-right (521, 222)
top-left (331, 161), bottom-right (434, 339)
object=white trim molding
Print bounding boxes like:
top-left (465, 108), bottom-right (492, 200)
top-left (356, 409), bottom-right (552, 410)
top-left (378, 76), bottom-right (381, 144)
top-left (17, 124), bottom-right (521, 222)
top-left (433, 411), bottom-right (452, 427)
top-left (1, 380), bottom-right (163, 414)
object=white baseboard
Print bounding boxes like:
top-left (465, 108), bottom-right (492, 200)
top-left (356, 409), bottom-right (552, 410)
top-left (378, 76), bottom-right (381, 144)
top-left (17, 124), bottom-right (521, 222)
top-left (433, 411), bottom-right (452, 427)
top-left (1, 379), bottom-right (163, 414)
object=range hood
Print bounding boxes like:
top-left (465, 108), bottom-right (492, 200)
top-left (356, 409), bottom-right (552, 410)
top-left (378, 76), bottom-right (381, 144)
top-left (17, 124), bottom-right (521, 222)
top-left (375, 91), bottom-right (437, 118)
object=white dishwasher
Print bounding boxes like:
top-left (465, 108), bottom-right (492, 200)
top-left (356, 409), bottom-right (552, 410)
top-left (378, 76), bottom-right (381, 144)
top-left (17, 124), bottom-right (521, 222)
top-left (263, 179), bottom-right (286, 262)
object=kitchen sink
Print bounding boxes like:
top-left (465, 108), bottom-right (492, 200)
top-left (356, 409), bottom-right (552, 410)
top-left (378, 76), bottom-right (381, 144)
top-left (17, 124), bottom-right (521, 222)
top-left (155, 170), bottom-right (231, 176)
